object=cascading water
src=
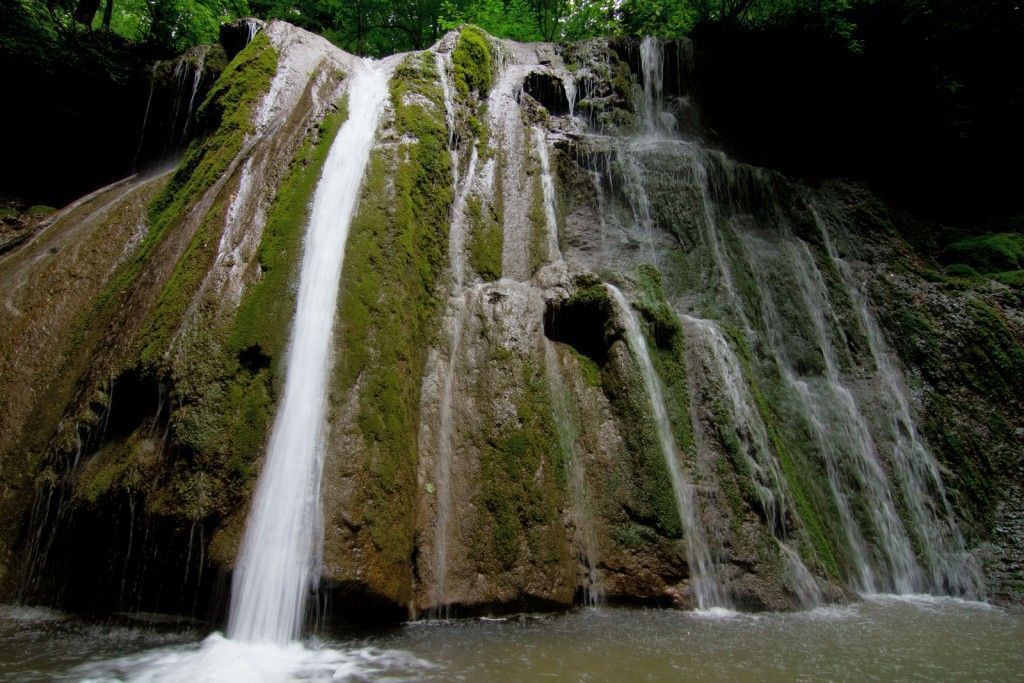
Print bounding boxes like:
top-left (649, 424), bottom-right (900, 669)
top-left (813, 211), bottom-right (984, 597)
top-left (608, 284), bottom-right (726, 609)
top-left (781, 237), bottom-right (923, 592)
top-left (533, 126), bottom-right (562, 263)
top-left (562, 74), bottom-right (577, 118)
top-left (681, 314), bottom-right (785, 530)
top-left (680, 313), bottom-right (822, 605)
top-left (133, 48), bottom-right (211, 170)
top-left (568, 37), bottom-right (985, 603)
top-left (612, 143), bottom-right (660, 268)
top-left (227, 59), bottom-right (392, 644)
top-left (639, 36), bottom-right (665, 134)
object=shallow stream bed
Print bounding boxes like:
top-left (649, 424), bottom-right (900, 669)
top-left (1, 595), bottom-right (1021, 681)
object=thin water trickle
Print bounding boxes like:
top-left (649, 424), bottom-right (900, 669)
top-left (227, 58), bottom-right (392, 644)
top-left (613, 145), bottom-right (659, 268)
top-left (608, 284), bottom-right (726, 609)
top-left (429, 53), bottom-right (479, 614)
top-left (543, 338), bottom-right (602, 605)
top-left (533, 126), bottom-right (562, 263)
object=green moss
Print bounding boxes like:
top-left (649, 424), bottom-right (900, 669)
top-left (467, 194), bottom-right (502, 281)
top-left (632, 265), bottom-right (695, 454)
top-left (961, 299), bottom-right (1024, 402)
top-left (334, 51), bottom-right (452, 582)
top-left (944, 263), bottom-right (979, 278)
top-left (601, 341), bottom-right (683, 539)
top-left (566, 281), bottom-right (611, 309)
top-left (568, 346), bottom-right (601, 387)
top-left (994, 269), bottom-right (1024, 289)
top-left (26, 204), bottom-right (56, 217)
top-left (76, 438), bottom-right (137, 504)
top-left (479, 358), bottom-right (566, 570)
top-left (452, 25), bottom-right (492, 99)
top-left (612, 522), bottom-right (647, 549)
top-left (724, 324), bottom-right (843, 579)
top-left (944, 233), bottom-right (1024, 273)
top-left (95, 33), bottom-right (277, 341)
top-left (919, 390), bottom-right (1001, 537)
top-left (468, 109), bottom-right (491, 157)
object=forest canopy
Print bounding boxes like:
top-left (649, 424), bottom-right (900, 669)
top-left (3, 0), bottom-right (1002, 57)
top-left (2, 0), bottom-right (1020, 217)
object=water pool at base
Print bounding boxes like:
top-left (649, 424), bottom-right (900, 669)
top-left (1, 596), bottom-right (1021, 681)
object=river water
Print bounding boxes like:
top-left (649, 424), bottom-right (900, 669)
top-left (0, 596), bottom-right (1021, 681)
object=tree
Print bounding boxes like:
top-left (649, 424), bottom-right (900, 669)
top-left (73, 0), bottom-right (99, 25)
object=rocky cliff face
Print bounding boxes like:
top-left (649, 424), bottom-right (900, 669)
top-left (0, 21), bottom-right (1019, 625)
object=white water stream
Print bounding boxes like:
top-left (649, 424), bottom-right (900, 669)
top-left (608, 284), bottom-right (726, 609)
top-left (639, 36), bottom-right (665, 134)
top-left (227, 59), bottom-right (392, 644)
top-left (533, 126), bottom-right (562, 263)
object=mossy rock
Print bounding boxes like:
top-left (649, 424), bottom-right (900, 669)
top-left (467, 194), bottom-right (502, 281)
top-left (944, 233), bottom-right (1024, 273)
top-left (26, 205), bottom-right (56, 217)
top-left (452, 25), bottom-right (493, 99)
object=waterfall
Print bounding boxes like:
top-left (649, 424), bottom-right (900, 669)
top-left (244, 17), bottom-right (263, 43)
top-left (227, 59), bottom-right (392, 644)
top-left (683, 144), bottom-right (754, 332)
top-left (681, 314), bottom-right (822, 605)
top-left (607, 284), bottom-right (726, 609)
top-left (544, 338), bottom-right (602, 605)
top-left (613, 143), bottom-right (659, 268)
top-left (639, 36), bottom-right (664, 134)
top-left (784, 239), bottom-right (923, 592)
top-left (533, 126), bottom-right (562, 263)
top-left (562, 74), bottom-right (577, 118)
top-left (814, 213), bottom-right (984, 597)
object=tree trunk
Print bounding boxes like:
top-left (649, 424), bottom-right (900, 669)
top-left (102, 0), bottom-right (114, 29)
top-left (73, 0), bottom-right (100, 27)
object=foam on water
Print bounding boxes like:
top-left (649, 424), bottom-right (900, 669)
top-left (862, 593), bottom-right (997, 611)
top-left (72, 633), bottom-right (434, 682)
top-left (691, 607), bottom-right (743, 620)
top-left (0, 604), bottom-right (64, 622)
